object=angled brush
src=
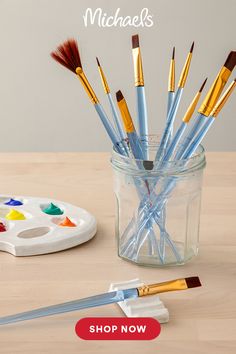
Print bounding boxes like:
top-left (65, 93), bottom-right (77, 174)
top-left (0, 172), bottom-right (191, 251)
top-left (0, 277), bottom-right (201, 325)
top-left (132, 34), bottom-right (149, 159)
top-left (51, 39), bottom-right (125, 155)
top-left (116, 90), bottom-right (145, 160)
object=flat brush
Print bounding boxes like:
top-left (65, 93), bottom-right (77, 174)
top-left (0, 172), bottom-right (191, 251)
top-left (132, 34), bottom-right (149, 159)
top-left (96, 57), bottom-right (127, 144)
top-left (163, 78), bottom-right (207, 162)
top-left (155, 42), bottom-right (195, 161)
top-left (0, 277), bottom-right (201, 325)
top-left (116, 90), bottom-right (145, 160)
top-left (182, 78), bottom-right (236, 160)
top-left (51, 39), bottom-right (124, 155)
top-left (166, 47), bottom-right (176, 146)
top-left (175, 51), bottom-right (236, 160)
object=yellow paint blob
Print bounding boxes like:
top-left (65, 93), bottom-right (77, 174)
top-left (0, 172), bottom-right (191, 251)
top-left (6, 209), bottom-right (26, 220)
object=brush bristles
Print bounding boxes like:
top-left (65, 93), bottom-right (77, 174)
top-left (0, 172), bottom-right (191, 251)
top-left (116, 90), bottom-right (124, 102)
top-left (172, 47), bottom-right (175, 60)
top-left (185, 277), bottom-right (201, 288)
top-left (132, 34), bottom-right (139, 49)
top-left (96, 57), bottom-right (100, 67)
top-left (224, 51), bottom-right (236, 71)
top-left (199, 78), bottom-right (208, 92)
top-left (190, 41), bottom-right (194, 53)
top-left (51, 39), bottom-right (82, 73)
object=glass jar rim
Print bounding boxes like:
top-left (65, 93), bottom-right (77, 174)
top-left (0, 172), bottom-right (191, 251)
top-left (111, 143), bottom-right (206, 177)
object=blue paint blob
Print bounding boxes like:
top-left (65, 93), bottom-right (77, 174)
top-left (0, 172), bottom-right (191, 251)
top-left (5, 198), bottom-right (23, 206)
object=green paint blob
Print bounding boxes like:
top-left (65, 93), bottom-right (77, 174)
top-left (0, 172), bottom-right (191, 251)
top-left (43, 203), bottom-right (63, 215)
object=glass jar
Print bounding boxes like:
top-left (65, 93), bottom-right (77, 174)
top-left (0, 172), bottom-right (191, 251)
top-left (111, 137), bottom-right (206, 267)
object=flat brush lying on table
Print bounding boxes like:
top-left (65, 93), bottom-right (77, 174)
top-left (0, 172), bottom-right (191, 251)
top-left (0, 277), bottom-right (201, 325)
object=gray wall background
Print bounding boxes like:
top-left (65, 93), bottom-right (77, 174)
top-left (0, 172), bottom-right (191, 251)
top-left (0, 0), bottom-right (235, 152)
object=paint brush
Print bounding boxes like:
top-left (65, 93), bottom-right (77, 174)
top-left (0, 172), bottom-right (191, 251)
top-left (155, 42), bottom-right (195, 161)
top-left (181, 78), bottom-right (236, 159)
top-left (116, 90), bottom-right (145, 160)
top-left (139, 51), bottom-right (236, 231)
top-left (133, 78), bottom-right (236, 253)
top-left (163, 78), bottom-right (207, 162)
top-left (96, 57), bottom-right (127, 144)
top-left (134, 78), bottom-right (207, 258)
top-left (166, 47), bottom-right (176, 146)
top-left (0, 277), bottom-right (201, 325)
top-left (51, 39), bottom-right (125, 155)
top-left (116, 90), bottom-right (182, 257)
top-left (175, 51), bottom-right (236, 160)
top-left (132, 34), bottom-right (149, 159)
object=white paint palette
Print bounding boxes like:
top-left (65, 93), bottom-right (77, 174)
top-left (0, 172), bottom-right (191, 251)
top-left (0, 195), bottom-right (97, 257)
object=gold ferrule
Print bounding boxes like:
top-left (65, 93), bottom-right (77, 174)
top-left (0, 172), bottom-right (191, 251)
top-left (75, 67), bottom-right (99, 104)
top-left (138, 279), bottom-right (188, 297)
top-left (168, 59), bottom-right (175, 92)
top-left (117, 98), bottom-right (135, 133)
top-left (98, 66), bottom-right (110, 94)
top-left (198, 66), bottom-right (231, 116)
top-left (210, 80), bottom-right (236, 117)
top-left (178, 52), bottom-right (192, 88)
top-left (132, 47), bottom-right (144, 87)
top-left (182, 91), bottom-right (201, 123)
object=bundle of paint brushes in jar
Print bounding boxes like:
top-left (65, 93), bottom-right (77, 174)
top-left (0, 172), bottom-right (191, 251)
top-left (51, 36), bottom-right (236, 266)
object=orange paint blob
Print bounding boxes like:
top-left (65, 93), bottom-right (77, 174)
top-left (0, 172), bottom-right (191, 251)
top-left (59, 217), bottom-right (76, 227)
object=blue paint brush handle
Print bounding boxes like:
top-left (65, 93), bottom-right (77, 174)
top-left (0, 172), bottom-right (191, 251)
top-left (124, 121), bottom-right (187, 261)
top-left (175, 113), bottom-right (207, 159)
top-left (149, 119), bottom-right (212, 214)
top-left (182, 117), bottom-right (214, 159)
top-left (155, 87), bottom-right (183, 161)
top-left (107, 93), bottom-right (127, 142)
top-left (94, 103), bottom-right (124, 155)
top-left (134, 121), bottom-right (187, 207)
top-left (127, 131), bottom-right (145, 160)
top-left (134, 118), bottom-right (212, 231)
top-left (167, 91), bottom-right (175, 116)
top-left (0, 288), bottom-right (138, 325)
top-left (163, 121), bottom-right (187, 162)
top-left (166, 91), bottom-right (175, 146)
top-left (130, 118), bottom-right (214, 258)
top-left (137, 86), bottom-right (148, 159)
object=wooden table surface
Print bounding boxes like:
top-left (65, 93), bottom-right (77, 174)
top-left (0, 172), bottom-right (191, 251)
top-left (0, 152), bottom-right (235, 354)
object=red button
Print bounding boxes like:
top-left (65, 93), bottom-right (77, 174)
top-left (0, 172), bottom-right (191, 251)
top-left (75, 317), bottom-right (161, 340)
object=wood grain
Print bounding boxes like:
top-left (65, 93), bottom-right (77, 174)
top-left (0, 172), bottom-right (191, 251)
top-left (0, 152), bottom-right (235, 353)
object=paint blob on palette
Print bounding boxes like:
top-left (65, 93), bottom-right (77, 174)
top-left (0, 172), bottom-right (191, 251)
top-left (0, 196), bottom-right (97, 257)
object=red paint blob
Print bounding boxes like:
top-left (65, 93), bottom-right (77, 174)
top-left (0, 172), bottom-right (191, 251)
top-left (0, 222), bottom-right (7, 232)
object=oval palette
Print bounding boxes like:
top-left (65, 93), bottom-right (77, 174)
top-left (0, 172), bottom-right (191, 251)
top-left (0, 195), bottom-right (97, 256)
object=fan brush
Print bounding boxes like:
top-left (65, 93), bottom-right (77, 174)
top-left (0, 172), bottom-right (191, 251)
top-left (51, 39), bottom-right (125, 155)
